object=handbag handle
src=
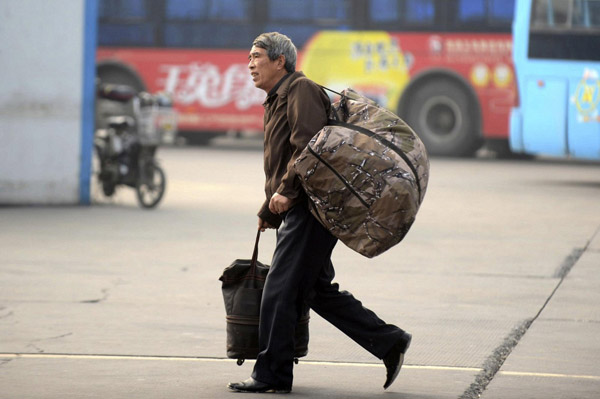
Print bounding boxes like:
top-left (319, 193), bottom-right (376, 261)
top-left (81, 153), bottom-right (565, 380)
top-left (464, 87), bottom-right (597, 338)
top-left (250, 229), bottom-right (261, 273)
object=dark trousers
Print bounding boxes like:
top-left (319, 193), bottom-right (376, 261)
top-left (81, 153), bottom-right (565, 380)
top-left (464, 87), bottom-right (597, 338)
top-left (251, 203), bottom-right (405, 388)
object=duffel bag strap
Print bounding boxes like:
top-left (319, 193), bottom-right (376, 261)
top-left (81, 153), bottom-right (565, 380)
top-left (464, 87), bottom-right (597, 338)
top-left (319, 85), bottom-right (347, 121)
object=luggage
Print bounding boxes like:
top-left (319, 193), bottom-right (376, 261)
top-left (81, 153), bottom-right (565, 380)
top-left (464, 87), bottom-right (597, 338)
top-left (219, 230), bottom-right (309, 365)
top-left (294, 87), bottom-right (429, 258)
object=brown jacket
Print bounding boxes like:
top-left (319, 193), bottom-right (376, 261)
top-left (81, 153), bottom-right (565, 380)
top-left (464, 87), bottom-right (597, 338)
top-left (258, 71), bottom-right (331, 228)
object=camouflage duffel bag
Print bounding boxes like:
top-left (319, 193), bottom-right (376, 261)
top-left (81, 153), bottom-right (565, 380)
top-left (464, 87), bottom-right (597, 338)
top-left (294, 88), bottom-right (429, 258)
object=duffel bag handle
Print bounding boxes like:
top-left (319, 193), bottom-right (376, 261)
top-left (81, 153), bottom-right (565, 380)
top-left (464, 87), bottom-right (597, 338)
top-left (319, 85), bottom-right (348, 122)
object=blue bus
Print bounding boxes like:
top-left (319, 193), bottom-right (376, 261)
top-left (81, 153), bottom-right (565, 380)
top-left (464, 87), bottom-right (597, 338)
top-left (510, 0), bottom-right (600, 160)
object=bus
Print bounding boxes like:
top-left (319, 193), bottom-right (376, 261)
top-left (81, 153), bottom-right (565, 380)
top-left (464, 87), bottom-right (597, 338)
top-left (510, 0), bottom-right (600, 160)
top-left (97, 0), bottom-right (516, 156)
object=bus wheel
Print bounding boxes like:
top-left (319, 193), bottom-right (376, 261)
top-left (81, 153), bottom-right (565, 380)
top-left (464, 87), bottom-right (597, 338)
top-left (178, 131), bottom-right (220, 146)
top-left (404, 78), bottom-right (482, 157)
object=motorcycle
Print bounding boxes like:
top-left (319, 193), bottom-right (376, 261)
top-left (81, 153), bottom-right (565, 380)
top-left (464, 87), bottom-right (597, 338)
top-left (94, 83), bottom-right (176, 208)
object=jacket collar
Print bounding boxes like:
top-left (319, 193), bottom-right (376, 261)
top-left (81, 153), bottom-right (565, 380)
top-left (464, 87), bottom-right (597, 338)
top-left (264, 71), bottom-right (306, 106)
top-left (267, 72), bottom-right (292, 98)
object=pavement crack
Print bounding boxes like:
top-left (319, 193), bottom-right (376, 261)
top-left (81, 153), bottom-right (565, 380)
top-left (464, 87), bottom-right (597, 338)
top-left (534, 245), bottom-right (587, 322)
top-left (25, 332), bottom-right (74, 353)
top-left (80, 288), bottom-right (110, 304)
top-left (0, 309), bottom-right (14, 319)
top-left (26, 343), bottom-right (45, 353)
top-left (35, 333), bottom-right (73, 341)
top-left (459, 318), bottom-right (532, 399)
top-left (553, 248), bottom-right (585, 279)
top-left (0, 357), bottom-right (12, 367)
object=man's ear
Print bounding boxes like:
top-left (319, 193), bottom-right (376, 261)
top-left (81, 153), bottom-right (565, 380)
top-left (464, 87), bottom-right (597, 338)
top-left (278, 55), bottom-right (286, 70)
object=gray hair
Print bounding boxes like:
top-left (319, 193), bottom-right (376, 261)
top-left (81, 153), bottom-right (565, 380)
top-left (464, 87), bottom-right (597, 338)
top-left (252, 32), bottom-right (297, 73)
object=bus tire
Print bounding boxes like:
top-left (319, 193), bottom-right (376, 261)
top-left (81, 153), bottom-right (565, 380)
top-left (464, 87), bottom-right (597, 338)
top-left (403, 78), bottom-right (482, 157)
top-left (178, 131), bottom-right (220, 146)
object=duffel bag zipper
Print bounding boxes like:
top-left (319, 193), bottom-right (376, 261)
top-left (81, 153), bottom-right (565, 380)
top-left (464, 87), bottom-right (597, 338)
top-left (306, 145), bottom-right (370, 209)
top-left (327, 119), bottom-right (422, 201)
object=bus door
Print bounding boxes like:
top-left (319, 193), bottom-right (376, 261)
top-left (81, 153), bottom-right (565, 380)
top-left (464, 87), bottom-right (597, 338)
top-left (521, 74), bottom-right (570, 156)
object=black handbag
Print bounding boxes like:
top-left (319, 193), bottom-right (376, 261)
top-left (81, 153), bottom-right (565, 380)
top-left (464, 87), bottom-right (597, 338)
top-left (219, 230), bottom-right (310, 365)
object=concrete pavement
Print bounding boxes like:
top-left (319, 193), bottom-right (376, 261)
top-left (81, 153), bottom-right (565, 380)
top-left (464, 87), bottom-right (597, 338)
top-left (1, 144), bottom-right (599, 398)
top-left (481, 232), bottom-right (600, 399)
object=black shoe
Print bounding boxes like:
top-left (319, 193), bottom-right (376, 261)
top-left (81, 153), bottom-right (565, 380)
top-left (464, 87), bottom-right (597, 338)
top-left (383, 332), bottom-right (412, 389)
top-left (227, 377), bottom-right (291, 394)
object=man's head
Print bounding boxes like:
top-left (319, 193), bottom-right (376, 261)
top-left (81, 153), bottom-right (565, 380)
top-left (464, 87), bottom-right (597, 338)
top-left (249, 32), bottom-right (297, 93)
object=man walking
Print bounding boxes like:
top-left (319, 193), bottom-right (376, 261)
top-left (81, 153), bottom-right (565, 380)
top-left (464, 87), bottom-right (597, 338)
top-left (227, 32), bottom-right (412, 394)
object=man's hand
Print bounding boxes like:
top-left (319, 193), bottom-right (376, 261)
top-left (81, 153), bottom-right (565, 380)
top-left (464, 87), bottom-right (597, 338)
top-left (269, 192), bottom-right (292, 214)
top-left (258, 217), bottom-right (274, 232)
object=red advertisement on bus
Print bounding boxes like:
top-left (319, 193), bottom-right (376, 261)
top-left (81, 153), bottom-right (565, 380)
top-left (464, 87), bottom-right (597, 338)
top-left (98, 30), bottom-right (515, 155)
top-left (97, 48), bottom-right (266, 132)
top-left (390, 32), bottom-right (515, 139)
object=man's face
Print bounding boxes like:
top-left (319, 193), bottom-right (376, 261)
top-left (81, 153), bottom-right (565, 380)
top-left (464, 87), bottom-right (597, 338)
top-left (248, 46), bottom-right (285, 93)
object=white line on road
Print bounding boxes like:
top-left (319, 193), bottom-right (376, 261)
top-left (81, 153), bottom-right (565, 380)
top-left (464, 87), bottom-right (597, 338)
top-left (498, 370), bottom-right (600, 381)
top-left (2, 353), bottom-right (599, 381)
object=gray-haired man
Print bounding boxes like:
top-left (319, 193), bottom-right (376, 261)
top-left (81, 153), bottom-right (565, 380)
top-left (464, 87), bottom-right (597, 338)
top-left (227, 32), bottom-right (411, 394)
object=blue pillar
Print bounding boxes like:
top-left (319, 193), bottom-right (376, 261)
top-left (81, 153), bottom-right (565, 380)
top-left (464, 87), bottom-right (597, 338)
top-left (79, 0), bottom-right (99, 205)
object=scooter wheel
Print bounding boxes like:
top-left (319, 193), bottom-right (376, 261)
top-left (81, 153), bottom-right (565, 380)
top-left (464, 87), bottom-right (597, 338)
top-left (136, 162), bottom-right (166, 209)
top-left (102, 181), bottom-right (116, 197)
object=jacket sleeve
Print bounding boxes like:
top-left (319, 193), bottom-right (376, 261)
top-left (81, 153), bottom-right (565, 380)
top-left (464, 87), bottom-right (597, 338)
top-left (276, 78), bottom-right (329, 199)
top-left (258, 199), bottom-right (282, 229)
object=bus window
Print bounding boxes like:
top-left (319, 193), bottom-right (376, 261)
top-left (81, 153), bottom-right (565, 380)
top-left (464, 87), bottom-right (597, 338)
top-left (98, 0), bottom-right (154, 46)
top-left (367, 0), bottom-right (435, 29)
top-left (490, 0), bottom-right (515, 24)
top-left (529, 0), bottom-right (600, 60)
top-left (165, 0), bottom-right (249, 19)
top-left (98, 24), bottom-right (155, 46)
top-left (266, 0), bottom-right (351, 47)
top-left (165, 0), bottom-right (203, 19)
top-left (530, 0), bottom-right (569, 28)
top-left (369, 0), bottom-right (400, 23)
top-left (164, 0), bottom-right (254, 48)
top-left (99, 0), bottom-right (146, 18)
top-left (573, 0), bottom-right (600, 27)
top-left (458, 0), bottom-right (486, 23)
top-left (405, 0), bottom-right (435, 24)
top-left (267, 0), bottom-right (349, 20)
top-left (446, 0), bottom-right (513, 32)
